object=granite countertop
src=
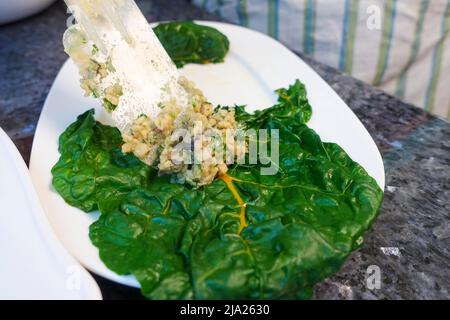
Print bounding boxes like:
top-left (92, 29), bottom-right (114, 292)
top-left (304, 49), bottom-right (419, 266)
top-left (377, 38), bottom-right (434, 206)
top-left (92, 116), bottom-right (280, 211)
top-left (0, 0), bottom-right (448, 300)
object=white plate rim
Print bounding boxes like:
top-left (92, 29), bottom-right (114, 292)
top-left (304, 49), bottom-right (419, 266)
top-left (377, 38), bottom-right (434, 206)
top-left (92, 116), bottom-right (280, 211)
top-left (0, 127), bottom-right (102, 299)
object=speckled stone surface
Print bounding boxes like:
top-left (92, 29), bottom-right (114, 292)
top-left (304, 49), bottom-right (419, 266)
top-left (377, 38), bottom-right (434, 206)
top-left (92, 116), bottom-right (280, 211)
top-left (0, 0), bottom-right (449, 300)
top-left (306, 60), bottom-right (450, 299)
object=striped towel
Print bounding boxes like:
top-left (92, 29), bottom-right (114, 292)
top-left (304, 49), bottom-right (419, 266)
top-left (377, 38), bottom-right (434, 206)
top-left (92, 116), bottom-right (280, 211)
top-left (193, 0), bottom-right (450, 119)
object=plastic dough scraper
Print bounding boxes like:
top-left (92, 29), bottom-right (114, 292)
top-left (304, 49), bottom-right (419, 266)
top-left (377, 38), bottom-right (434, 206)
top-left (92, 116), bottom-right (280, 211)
top-left (63, 0), bottom-right (188, 133)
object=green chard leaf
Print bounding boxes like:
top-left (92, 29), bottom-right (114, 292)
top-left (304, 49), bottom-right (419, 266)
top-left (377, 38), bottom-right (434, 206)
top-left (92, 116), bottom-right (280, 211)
top-left (235, 80), bottom-right (313, 128)
top-left (51, 109), bottom-right (152, 212)
top-left (153, 21), bottom-right (230, 68)
top-left (52, 81), bottom-right (383, 299)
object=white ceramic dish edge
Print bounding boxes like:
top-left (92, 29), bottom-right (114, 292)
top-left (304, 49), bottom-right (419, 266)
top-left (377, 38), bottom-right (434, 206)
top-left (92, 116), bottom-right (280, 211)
top-left (0, 128), bottom-right (102, 299)
top-left (0, 0), bottom-right (56, 25)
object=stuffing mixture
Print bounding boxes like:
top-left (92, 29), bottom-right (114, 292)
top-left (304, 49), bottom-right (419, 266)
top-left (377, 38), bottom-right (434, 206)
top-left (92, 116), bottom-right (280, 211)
top-left (63, 26), bottom-right (123, 112)
top-left (122, 77), bottom-right (247, 186)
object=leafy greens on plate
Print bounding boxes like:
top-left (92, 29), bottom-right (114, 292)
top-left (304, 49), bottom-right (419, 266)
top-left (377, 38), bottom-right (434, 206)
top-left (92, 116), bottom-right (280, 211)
top-left (52, 87), bottom-right (383, 299)
top-left (154, 21), bottom-right (230, 68)
top-left (51, 22), bottom-right (383, 299)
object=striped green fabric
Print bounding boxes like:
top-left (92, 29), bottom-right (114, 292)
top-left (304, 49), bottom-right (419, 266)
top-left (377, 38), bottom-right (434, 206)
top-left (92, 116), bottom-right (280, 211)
top-left (193, 0), bottom-right (450, 119)
top-left (215, 0), bottom-right (224, 15)
top-left (339, 0), bottom-right (359, 73)
top-left (396, 0), bottom-right (429, 98)
top-left (268, 0), bottom-right (279, 38)
top-left (373, 0), bottom-right (397, 86)
top-left (303, 0), bottom-right (316, 56)
top-left (236, 0), bottom-right (248, 27)
top-left (425, 0), bottom-right (450, 112)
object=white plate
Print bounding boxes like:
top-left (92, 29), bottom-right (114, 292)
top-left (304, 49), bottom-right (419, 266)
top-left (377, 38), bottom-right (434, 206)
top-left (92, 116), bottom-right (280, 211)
top-left (0, 128), bottom-right (101, 299)
top-left (29, 21), bottom-right (385, 288)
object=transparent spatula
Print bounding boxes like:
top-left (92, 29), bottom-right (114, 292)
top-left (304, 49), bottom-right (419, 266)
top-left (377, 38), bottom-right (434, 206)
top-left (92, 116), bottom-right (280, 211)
top-left (63, 0), bottom-right (188, 133)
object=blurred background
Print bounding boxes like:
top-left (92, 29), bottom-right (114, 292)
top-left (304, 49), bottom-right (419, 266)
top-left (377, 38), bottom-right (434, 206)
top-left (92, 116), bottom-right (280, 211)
top-left (191, 0), bottom-right (450, 119)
